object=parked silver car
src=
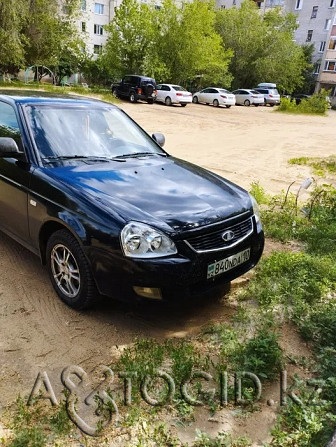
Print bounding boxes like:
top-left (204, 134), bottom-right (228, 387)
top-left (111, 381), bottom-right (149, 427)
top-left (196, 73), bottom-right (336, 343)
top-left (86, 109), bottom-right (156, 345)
top-left (254, 83), bottom-right (280, 106)
top-left (232, 89), bottom-right (264, 107)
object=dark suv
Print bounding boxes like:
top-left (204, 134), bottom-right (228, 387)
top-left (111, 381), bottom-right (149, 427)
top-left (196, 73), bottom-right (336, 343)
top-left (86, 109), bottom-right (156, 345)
top-left (111, 75), bottom-right (157, 104)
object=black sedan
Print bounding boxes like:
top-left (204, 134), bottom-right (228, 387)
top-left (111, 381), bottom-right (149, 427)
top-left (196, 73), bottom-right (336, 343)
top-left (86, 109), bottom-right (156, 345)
top-left (0, 91), bottom-right (264, 309)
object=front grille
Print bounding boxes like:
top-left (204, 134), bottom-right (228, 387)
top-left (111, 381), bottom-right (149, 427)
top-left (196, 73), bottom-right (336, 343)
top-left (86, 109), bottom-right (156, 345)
top-left (185, 217), bottom-right (253, 252)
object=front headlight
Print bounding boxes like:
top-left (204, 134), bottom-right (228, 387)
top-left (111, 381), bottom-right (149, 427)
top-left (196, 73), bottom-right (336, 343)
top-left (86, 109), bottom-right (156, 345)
top-left (250, 194), bottom-right (261, 224)
top-left (121, 222), bottom-right (177, 258)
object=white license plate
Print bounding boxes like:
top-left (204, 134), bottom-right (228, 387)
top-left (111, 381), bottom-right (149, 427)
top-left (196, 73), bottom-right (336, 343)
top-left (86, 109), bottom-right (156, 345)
top-left (207, 248), bottom-right (251, 279)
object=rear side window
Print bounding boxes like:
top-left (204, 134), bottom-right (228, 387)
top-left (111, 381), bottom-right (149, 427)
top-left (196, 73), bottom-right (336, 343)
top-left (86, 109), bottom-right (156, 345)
top-left (270, 89), bottom-right (279, 95)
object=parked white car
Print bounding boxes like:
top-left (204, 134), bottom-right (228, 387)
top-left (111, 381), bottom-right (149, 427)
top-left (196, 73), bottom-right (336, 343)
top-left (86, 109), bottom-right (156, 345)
top-left (232, 89), bottom-right (264, 106)
top-left (156, 84), bottom-right (192, 106)
top-left (192, 87), bottom-right (236, 108)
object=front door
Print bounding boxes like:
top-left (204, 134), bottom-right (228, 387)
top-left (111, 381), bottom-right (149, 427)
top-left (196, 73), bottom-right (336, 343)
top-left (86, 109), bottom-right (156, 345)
top-left (0, 101), bottom-right (30, 242)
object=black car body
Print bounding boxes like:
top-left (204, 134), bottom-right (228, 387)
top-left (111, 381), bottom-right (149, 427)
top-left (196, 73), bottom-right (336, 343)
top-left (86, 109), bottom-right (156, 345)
top-left (292, 94), bottom-right (311, 105)
top-left (0, 91), bottom-right (264, 309)
top-left (111, 75), bottom-right (157, 104)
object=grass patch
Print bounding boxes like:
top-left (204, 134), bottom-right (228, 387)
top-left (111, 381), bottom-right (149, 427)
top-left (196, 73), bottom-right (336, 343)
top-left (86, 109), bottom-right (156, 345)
top-left (0, 81), bottom-right (118, 105)
top-left (245, 176), bottom-right (336, 445)
top-left (288, 155), bottom-right (336, 176)
top-left (277, 91), bottom-right (329, 115)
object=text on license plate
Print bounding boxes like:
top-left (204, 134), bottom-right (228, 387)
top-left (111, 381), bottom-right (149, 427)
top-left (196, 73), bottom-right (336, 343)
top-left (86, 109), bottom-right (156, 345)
top-left (207, 248), bottom-right (251, 279)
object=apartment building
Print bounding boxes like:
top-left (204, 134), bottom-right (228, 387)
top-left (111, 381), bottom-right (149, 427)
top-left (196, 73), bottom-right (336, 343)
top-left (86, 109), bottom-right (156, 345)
top-left (215, 0), bottom-right (336, 98)
top-left (78, 0), bottom-right (120, 56)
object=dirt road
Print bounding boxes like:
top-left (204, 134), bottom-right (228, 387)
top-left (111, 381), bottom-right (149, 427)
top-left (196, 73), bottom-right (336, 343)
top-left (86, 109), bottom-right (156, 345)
top-left (0, 101), bottom-right (334, 443)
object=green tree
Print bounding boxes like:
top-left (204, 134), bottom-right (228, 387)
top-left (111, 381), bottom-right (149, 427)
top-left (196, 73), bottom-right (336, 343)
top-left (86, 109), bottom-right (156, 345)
top-left (296, 44), bottom-right (316, 94)
top-left (23, 0), bottom-right (83, 82)
top-left (0, 0), bottom-right (27, 75)
top-left (101, 0), bottom-right (156, 79)
top-left (101, 0), bottom-right (233, 87)
top-left (151, 0), bottom-right (233, 86)
top-left (215, 0), bottom-right (307, 93)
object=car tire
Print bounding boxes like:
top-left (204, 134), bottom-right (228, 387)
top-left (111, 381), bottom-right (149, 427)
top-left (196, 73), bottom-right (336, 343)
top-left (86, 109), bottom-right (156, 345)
top-left (181, 103), bottom-right (187, 107)
top-left (129, 92), bottom-right (137, 103)
top-left (192, 96), bottom-right (198, 104)
top-left (46, 229), bottom-right (98, 310)
top-left (213, 99), bottom-right (219, 107)
top-left (147, 99), bottom-right (154, 104)
top-left (244, 99), bottom-right (250, 106)
top-left (165, 96), bottom-right (172, 106)
top-left (225, 105), bottom-right (231, 109)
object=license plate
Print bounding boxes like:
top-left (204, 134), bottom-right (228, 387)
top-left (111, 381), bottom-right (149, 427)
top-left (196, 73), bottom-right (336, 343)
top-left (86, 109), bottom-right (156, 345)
top-left (207, 248), bottom-right (251, 279)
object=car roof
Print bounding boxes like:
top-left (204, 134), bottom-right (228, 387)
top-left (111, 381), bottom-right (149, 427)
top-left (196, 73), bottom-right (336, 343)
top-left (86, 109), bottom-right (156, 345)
top-left (0, 89), bottom-right (117, 108)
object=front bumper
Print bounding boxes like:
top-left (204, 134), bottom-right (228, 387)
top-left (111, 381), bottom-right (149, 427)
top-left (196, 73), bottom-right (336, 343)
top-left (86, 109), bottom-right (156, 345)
top-left (87, 217), bottom-right (265, 302)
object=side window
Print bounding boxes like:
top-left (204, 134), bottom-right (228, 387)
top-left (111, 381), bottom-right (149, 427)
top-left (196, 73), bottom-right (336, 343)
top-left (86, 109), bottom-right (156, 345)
top-left (210, 88), bottom-right (218, 93)
top-left (163, 85), bottom-right (170, 91)
top-left (0, 102), bottom-right (23, 150)
top-left (131, 77), bottom-right (140, 86)
top-left (156, 85), bottom-right (162, 91)
top-left (202, 88), bottom-right (210, 93)
top-left (123, 76), bottom-right (131, 84)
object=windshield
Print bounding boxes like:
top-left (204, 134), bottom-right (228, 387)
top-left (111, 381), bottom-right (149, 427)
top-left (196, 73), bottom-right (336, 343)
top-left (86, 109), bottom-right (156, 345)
top-left (25, 105), bottom-right (165, 163)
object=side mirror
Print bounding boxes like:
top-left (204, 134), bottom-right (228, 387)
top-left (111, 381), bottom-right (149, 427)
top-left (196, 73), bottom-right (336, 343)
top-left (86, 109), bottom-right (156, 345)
top-left (0, 137), bottom-right (23, 158)
top-left (152, 133), bottom-right (165, 148)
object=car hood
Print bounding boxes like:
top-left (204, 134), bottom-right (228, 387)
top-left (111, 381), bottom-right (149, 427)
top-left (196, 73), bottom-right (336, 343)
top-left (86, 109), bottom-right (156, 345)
top-left (45, 156), bottom-right (252, 233)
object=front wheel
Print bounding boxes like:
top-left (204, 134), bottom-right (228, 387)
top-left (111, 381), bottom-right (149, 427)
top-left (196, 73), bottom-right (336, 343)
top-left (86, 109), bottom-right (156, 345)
top-left (165, 96), bottom-right (172, 106)
top-left (244, 99), bottom-right (251, 106)
top-left (213, 99), bottom-right (219, 107)
top-left (46, 230), bottom-right (98, 310)
top-left (192, 96), bottom-right (198, 104)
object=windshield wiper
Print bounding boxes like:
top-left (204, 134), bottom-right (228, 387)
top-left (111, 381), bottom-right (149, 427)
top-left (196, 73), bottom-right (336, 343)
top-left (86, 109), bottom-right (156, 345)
top-left (112, 152), bottom-right (167, 159)
top-left (42, 155), bottom-right (124, 163)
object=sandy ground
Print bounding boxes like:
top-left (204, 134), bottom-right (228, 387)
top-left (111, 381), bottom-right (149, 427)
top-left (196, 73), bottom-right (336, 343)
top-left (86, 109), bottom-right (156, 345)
top-left (121, 102), bottom-right (336, 195)
top-left (0, 101), bottom-right (334, 444)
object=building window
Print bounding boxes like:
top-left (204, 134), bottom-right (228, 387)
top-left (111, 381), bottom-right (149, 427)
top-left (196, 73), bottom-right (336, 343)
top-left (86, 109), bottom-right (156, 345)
top-left (94, 3), bottom-right (104, 14)
top-left (311, 6), bottom-right (318, 18)
top-left (329, 39), bottom-right (336, 50)
top-left (314, 63), bottom-right (321, 74)
top-left (94, 24), bottom-right (103, 35)
top-left (93, 45), bottom-right (103, 55)
top-left (325, 19), bottom-right (331, 30)
top-left (330, 0), bottom-right (335, 7)
top-left (295, 0), bottom-right (302, 10)
top-left (324, 60), bottom-right (336, 71)
top-left (306, 30), bottom-right (313, 42)
top-left (319, 41), bottom-right (326, 52)
top-left (81, 22), bottom-right (86, 32)
top-left (81, 0), bottom-right (86, 11)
